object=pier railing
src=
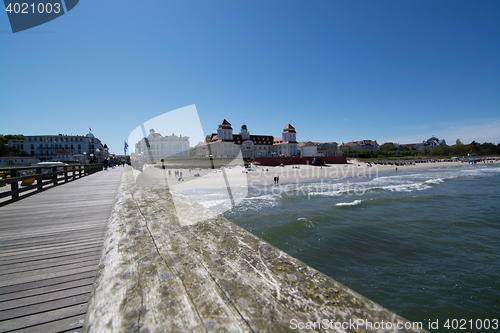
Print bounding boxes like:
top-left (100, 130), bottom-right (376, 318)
top-left (84, 166), bottom-right (427, 332)
top-left (0, 163), bottom-right (103, 206)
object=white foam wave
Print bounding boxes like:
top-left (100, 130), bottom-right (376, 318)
top-left (336, 200), bottom-right (363, 206)
top-left (424, 178), bottom-right (444, 185)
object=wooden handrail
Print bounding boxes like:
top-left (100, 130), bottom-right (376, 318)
top-left (0, 164), bottom-right (103, 206)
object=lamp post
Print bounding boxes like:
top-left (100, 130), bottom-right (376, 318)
top-left (95, 149), bottom-right (101, 163)
top-left (83, 152), bottom-right (87, 164)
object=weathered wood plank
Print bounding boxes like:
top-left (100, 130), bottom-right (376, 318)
top-left (0, 293), bottom-right (90, 320)
top-left (0, 258), bottom-right (100, 276)
top-left (0, 261), bottom-right (100, 288)
top-left (0, 167), bottom-right (123, 332)
top-left (0, 248), bottom-right (102, 266)
top-left (0, 253), bottom-right (101, 274)
top-left (0, 285), bottom-right (92, 311)
top-left (0, 303), bottom-right (87, 332)
top-left (0, 272), bottom-right (96, 295)
top-left (7, 314), bottom-right (85, 333)
top-left (0, 241), bottom-right (103, 258)
top-left (0, 277), bottom-right (95, 302)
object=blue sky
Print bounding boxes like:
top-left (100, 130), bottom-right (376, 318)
top-left (1, 0), bottom-right (499, 154)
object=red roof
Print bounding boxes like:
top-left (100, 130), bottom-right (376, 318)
top-left (283, 124), bottom-right (296, 133)
top-left (218, 119), bottom-right (232, 130)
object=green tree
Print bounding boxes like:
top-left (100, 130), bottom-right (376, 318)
top-left (431, 145), bottom-right (451, 156)
top-left (380, 142), bottom-right (396, 151)
top-left (0, 134), bottom-right (25, 145)
top-left (451, 139), bottom-right (467, 156)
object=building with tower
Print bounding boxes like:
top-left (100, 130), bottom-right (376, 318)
top-left (196, 120), bottom-right (298, 158)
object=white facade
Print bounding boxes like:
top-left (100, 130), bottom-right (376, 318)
top-left (0, 156), bottom-right (40, 166)
top-left (197, 120), bottom-right (298, 159)
top-left (134, 129), bottom-right (190, 163)
top-left (273, 124), bottom-right (298, 157)
top-left (7, 132), bottom-right (105, 163)
top-left (301, 145), bottom-right (318, 157)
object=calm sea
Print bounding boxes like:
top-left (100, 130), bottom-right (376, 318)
top-left (182, 164), bottom-right (500, 332)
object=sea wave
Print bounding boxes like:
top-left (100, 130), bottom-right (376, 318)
top-left (424, 178), bottom-right (444, 185)
top-left (336, 200), bottom-right (363, 206)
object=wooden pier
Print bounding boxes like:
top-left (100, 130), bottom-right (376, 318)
top-left (0, 168), bottom-right (123, 332)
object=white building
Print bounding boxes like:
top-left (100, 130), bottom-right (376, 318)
top-left (300, 143), bottom-right (318, 157)
top-left (0, 156), bottom-right (40, 166)
top-left (401, 136), bottom-right (448, 151)
top-left (134, 129), bottom-right (190, 163)
top-left (196, 120), bottom-right (299, 158)
top-left (7, 132), bottom-right (105, 163)
top-left (273, 124), bottom-right (298, 157)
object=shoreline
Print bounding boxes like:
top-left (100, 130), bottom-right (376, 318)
top-left (141, 159), bottom-right (500, 192)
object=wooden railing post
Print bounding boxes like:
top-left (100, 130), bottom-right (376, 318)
top-left (10, 169), bottom-right (19, 201)
top-left (52, 166), bottom-right (58, 186)
top-left (37, 170), bottom-right (43, 192)
top-left (64, 166), bottom-right (69, 183)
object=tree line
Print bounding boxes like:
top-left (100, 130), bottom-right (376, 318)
top-left (346, 140), bottom-right (500, 158)
top-left (0, 135), bottom-right (30, 157)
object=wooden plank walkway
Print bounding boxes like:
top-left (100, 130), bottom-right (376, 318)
top-left (0, 167), bottom-right (123, 333)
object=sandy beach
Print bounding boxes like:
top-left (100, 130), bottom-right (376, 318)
top-left (140, 158), bottom-right (500, 192)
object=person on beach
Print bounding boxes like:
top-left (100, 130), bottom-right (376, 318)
top-left (277, 176), bottom-right (279, 184)
top-left (274, 176), bottom-right (277, 185)
top-left (395, 167), bottom-right (398, 173)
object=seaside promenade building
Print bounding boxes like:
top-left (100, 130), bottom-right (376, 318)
top-left (6, 132), bottom-right (105, 163)
top-left (133, 129), bottom-right (190, 164)
top-left (299, 141), bottom-right (341, 157)
top-left (340, 140), bottom-right (380, 151)
top-left (196, 120), bottom-right (298, 158)
top-left (400, 136), bottom-right (448, 151)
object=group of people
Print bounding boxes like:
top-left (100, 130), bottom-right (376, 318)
top-left (102, 158), bottom-right (115, 170)
top-left (102, 159), bottom-right (126, 170)
top-left (167, 169), bottom-right (184, 181)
